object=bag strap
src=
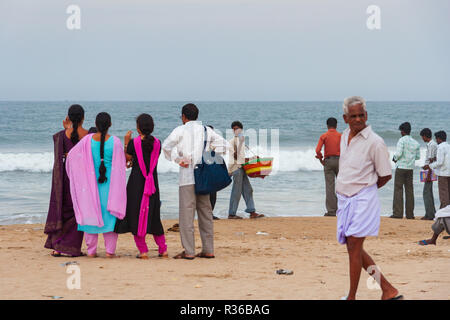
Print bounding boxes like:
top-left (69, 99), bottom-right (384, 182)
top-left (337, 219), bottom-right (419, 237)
top-left (203, 126), bottom-right (208, 152)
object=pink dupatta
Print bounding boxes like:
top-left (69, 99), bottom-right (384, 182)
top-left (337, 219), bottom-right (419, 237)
top-left (134, 136), bottom-right (161, 237)
top-left (66, 134), bottom-right (127, 227)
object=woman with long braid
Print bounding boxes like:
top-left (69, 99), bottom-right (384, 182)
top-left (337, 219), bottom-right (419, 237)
top-left (45, 104), bottom-right (88, 257)
top-left (66, 112), bottom-right (127, 258)
top-left (115, 114), bottom-right (168, 259)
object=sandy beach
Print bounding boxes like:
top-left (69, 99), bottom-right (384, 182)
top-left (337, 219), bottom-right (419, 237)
top-left (0, 217), bottom-right (448, 300)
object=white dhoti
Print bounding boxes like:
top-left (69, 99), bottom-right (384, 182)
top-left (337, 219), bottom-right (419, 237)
top-left (336, 184), bottom-right (380, 244)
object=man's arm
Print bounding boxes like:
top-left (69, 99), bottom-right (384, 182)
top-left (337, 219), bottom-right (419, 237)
top-left (315, 136), bottom-right (324, 160)
top-left (415, 143), bottom-right (421, 160)
top-left (162, 128), bottom-right (180, 162)
top-left (209, 128), bottom-right (231, 155)
top-left (429, 147), bottom-right (443, 170)
top-left (374, 140), bottom-right (393, 189)
top-left (393, 138), bottom-right (404, 162)
top-left (377, 175), bottom-right (392, 189)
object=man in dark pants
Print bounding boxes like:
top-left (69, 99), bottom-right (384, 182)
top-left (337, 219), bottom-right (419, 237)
top-left (207, 125), bottom-right (220, 220)
top-left (390, 122), bottom-right (421, 219)
top-left (315, 117), bottom-right (342, 216)
top-left (420, 128), bottom-right (437, 220)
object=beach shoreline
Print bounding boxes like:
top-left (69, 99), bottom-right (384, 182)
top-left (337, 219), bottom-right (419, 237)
top-left (0, 216), bottom-right (448, 300)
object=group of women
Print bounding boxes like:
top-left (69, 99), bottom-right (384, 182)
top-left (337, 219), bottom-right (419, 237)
top-left (44, 104), bottom-right (167, 259)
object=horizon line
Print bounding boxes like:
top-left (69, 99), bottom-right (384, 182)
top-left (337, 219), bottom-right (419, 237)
top-left (1, 99), bottom-right (450, 103)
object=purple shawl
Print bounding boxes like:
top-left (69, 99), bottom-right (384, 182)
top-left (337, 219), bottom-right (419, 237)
top-left (44, 130), bottom-right (66, 234)
top-left (66, 134), bottom-right (127, 227)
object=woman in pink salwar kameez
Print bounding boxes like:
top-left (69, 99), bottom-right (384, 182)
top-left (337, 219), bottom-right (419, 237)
top-left (114, 113), bottom-right (168, 259)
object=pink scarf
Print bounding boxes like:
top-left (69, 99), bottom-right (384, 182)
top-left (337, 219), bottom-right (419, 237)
top-left (134, 136), bottom-right (161, 237)
top-left (66, 134), bottom-right (127, 227)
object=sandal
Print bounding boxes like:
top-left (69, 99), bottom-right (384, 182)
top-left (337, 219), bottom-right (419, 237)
top-left (158, 252), bottom-right (169, 258)
top-left (173, 251), bottom-right (195, 260)
top-left (249, 212), bottom-right (265, 219)
top-left (136, 253), bottom-right (149, 260)
top-left (388, 295), bottom-right (404, 300)
top-left (418, 240), bottom-right (435, 246)
top-left (196, 252), bottom-right (215, 259)
top-left (168, 223), bottom-right (180, 232)
top-left (51, 251), bottom-right (62, 257)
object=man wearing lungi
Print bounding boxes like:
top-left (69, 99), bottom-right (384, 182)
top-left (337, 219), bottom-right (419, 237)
top-left (336, 96), bottom-right (403, 300)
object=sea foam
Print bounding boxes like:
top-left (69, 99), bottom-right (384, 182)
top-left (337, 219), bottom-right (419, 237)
top-left (0, 148), bottom-right (428, 173)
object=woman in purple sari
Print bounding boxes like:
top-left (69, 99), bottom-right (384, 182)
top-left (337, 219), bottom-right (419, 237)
top-left (44, 104), bottom-right (88, 257)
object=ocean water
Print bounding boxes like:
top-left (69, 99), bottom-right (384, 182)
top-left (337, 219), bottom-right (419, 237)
top-left (0, 101), bottom-right (449, 224)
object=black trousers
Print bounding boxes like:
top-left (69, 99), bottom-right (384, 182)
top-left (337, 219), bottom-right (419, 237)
top-left (210, 192), bottom-right (217, 212)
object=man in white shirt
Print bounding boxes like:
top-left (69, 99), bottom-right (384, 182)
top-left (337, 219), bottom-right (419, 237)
top-left (162, 104), bottom-right (229, 259)
top-left (335, 96), bottom-right (402, 300)
top-left (426, 131), bottom-right (450, 209)
top-left (420, 128), bottom-right (438, 220)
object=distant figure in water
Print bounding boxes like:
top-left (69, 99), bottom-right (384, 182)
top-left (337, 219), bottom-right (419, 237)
top-left (44, 104), bottom-right (88, 257)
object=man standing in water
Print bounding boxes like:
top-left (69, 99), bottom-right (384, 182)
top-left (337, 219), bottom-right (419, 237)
top-left (336, 96), bottom-right (402, 300)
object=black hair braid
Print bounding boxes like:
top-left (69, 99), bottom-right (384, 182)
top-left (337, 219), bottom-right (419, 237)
top-left (68, 104), bottom-right (85, 144)
top-left (136, 113), bottom-right (155, 154)
top-left (95, 112), bottom-right (111, 184)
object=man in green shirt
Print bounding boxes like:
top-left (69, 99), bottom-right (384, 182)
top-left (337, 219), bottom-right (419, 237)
top-left (390, 122), bottom-right (421, 219)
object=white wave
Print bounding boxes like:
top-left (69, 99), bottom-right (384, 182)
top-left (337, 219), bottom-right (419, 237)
top-left (0, 147), bottom-right (429, 174)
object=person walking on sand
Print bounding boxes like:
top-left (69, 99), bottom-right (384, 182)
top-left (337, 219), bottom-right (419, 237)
top-left (420, 128), bottom-right (438, 220)
top-left (227, 121), bottom-right (264, 220)
top-left (315, 117), bottom-right (341, 217)
top-left (44, 104), bottom-right (88, 257)
top-left (390, 122), bottom-right (420, 219)
top-left (162, 104), bottom-right (229, 260)
top-left (114, 114), bottom-right (168, 259)
top-left (426, 131), bottom-right (450, 209)
top-left (336, 96), bottom-right (402, 300)
top-left (66, 112), bottom-right (127, 258)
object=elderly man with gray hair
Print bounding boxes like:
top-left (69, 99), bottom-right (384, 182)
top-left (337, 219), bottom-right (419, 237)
top-left (335, 96), bottom-right (403, 300)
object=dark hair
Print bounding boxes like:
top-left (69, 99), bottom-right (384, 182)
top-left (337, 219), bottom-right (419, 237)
top-left (327, 117), bottom-right (337, 128)
top-left (95, 112), bottom-right (112, 184)
top-left (435, 131), bottom-right (447, 142)
top-left (136, 113), bottom-right (155, 154)
top-left (88, 127), bottom-right (98, 134)
top-left (231, 121), bottom-right (243, 129)
top-left (420, 128), bottom-right (432, 139)
top-left (207, 125), bottom-right (214, 130)
top-left (399, 122), bottom-right (411, 135)
top-left (181, 103), bottom-right (199, 120)
top-left (68, 104), bottom-right (84, 144)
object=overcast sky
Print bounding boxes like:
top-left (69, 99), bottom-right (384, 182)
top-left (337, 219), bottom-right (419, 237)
top-left (1, 0), bottom-right (449, 101)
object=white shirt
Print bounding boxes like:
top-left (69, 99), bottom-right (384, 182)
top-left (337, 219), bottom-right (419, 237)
top-left (424, 140), bottom-right (438, 166)
top-left (430, 142), bottom-right (450, 177)
top-left (336, 125), bottom-right (392, 197)
top-left (162, 121), bottom-right (230, 186)
top-left (228, 135), bottom-right (246, 174)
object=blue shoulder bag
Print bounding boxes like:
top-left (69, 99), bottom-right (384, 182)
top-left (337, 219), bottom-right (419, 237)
top-left (194, 126), bottom-right (232, 194)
